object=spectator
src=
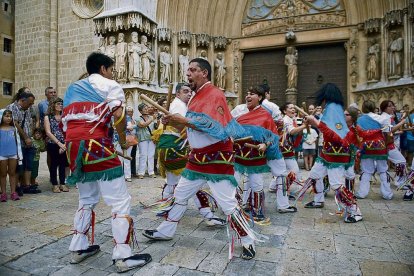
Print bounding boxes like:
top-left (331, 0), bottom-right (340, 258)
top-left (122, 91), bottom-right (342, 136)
top-left (126, 107), bottom-right (139, 178)
top-left (44, 97), bottom-right (69, 193)
top-left (0, 109), bottom-right (22, 201)
top-left (137, 103), bottom-right (158, 179)
top-left (302, 127), bottom-right (318, 170)
top-left (38, 86), bottom-right (57, 127)
top-left (122, 106), bottom-right (136, 182)
top-left (31, 128), bottom-right (46, 187)
top-left (407, 109), bottom-right (414, 166)
top-left (7, 90), bottom-right (41, 194)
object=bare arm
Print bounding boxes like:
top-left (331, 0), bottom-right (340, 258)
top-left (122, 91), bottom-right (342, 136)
top-left (44, 116), bottom-right (66, 151)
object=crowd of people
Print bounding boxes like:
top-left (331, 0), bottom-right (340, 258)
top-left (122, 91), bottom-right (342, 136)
top-left (0, 51), bottom-right (413, 272)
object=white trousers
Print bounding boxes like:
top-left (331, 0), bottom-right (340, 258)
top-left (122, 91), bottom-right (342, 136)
top-left (388, 148), bottom-right (407, 186)
top-left (269, 158), bottom-right (300, 192)
top-left (138, 140), bottom-right (155, 175)
top-left (156, 176), bottom-right (253, 246)
top-left (162, 172), bottom-right (181, 199)
top-left (309, 162), bottom-right (346, 203)
top-left (357, 158), bottom-right (393, 200)
top-left (267, 158), bottom-right (290, 209)
top-left (116, 145), bottom-right (132, 179)
top-left (69, 176), bottom-right (133, 260)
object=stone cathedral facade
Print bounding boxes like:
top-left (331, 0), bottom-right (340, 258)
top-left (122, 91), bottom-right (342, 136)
top-left (9, 0), bottom-right (414, 110)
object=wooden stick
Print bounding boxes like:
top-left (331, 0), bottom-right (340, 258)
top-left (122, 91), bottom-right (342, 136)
top-left (116, 151), bottom-right (132, 160)
top-left (140, 94), bottom-right (170, 115)
top-left (244, 143), bottom-right (260, 149)
top-left (163, 83), bottom-right (174, 130)
top-left (234, 136), bottom-right (253, 142)
top-left (294, 105), bottom-right (309, 117)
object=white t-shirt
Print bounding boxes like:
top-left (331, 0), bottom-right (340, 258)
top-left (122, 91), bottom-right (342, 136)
top-left (302, 128), bottom-right (318, 150)
top-left (262, 99), bottom-right (282, 121)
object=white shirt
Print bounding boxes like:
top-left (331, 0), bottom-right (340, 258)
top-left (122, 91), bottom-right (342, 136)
top-left (262, 99), bottom-right (282, 121)
top-left (283, 115), bottom-right (295, 134)
top-left (230, 104), bottom-right (249, 119)
top-left (368, 112), bottom-right (391, 132)
top-left (302, 128), bottom-right (318, 149)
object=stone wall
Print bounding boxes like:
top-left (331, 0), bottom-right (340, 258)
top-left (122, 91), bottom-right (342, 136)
top-left (14, 0), bottom-right (51, 99)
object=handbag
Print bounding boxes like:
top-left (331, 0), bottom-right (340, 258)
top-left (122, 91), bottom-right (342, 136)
top-left (126, 134), bottom-right (138, 146)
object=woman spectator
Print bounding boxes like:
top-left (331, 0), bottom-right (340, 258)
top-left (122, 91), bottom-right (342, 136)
top-left (137, 103), bottom-right (158, 179)
top-left (44, 97), bottom-right (69, 193)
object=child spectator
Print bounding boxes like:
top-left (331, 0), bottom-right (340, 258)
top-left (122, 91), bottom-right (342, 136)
top-left (302, 127), bottom-right (318, 171)
top-left (0, 109), bottom-right (23, 201)
top-left (31, 128), bottom-right (46, 187)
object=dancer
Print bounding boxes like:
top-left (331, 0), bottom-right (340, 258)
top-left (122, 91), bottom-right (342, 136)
top-left (299, 83), bottom-right (362, 223)
top-left (355, 100), bottom-right (393, 200)
top-left (143, 58), bottom-right (264, 260)
top-left (63, 52), bottom-right (151, 273)
top-left (157, 82), bottom-right (225, 226)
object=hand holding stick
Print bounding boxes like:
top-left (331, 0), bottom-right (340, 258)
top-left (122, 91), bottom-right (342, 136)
top-left (140, 94), bottom-right (170, 115)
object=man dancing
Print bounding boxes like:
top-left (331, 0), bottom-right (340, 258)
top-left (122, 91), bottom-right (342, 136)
top-left (157, 82), bottom-right (225, 226)
top-left (63, 52), bottom-right (151, 272)
top-left (143, 58), bottom-right (263, 260)
top-left (299, 83), bottom-right (362, 223)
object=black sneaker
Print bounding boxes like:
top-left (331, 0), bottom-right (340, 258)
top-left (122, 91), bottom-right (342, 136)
top-left (304, 201), bottom-right (324, 209)
top-left (114, 253), bottom-right (152, 273)
top-left (403, 192), bottom-right (413, 201)
top-left (16, 186), bottom-right (24, 197)
top-left (70, 245), bottom-right (100, 264)
top-left (241, 244), bottom-right (256, 260)
top-left (142, 229), bottom-right (172, 241)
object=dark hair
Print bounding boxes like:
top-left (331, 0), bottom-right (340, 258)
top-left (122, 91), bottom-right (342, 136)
top-left (1, 110), bottom-right (14, 126)
top-left (189, 58), bottom-right (211, 81)
top-left (176, 82), bottom-right (190, 93)
top-left (44, 86), bottom-right (55, 95)
top-left (281, 102), bottom-right (293, 115)
top-left (361, 100), bottom-right (376, 114)
top-left (138, 103), bottom-right (147, 112)
top-left (17, 91), bottom-right (35, 101)
top-left (315, 83), bottom-right (344, 106)
top-left (247, 86), bottom-right (265, 104)
top-left (157, 97), bottom-right (167, 106)
top-left (12, 86), bottom-right (30, 103)
top-left (47, 97), bottom-right (63, 116)
top-left (33, 127), bottom-right (44, 138)
top-left (86, 52), bottom-right (114, 75)
top-left (345, 107), bottom-right (359, 124)
top-left (260, 83), bottom-right (270, 93)
top-left (379, 100), bottom-right (394, 112)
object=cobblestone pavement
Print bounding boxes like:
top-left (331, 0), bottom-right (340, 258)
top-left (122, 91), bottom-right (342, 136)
top-left (0, 154), bottom-right (413, 275)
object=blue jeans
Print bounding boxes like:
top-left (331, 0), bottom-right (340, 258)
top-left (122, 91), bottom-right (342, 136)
top-left (22, 147), bottom-right (35, 171)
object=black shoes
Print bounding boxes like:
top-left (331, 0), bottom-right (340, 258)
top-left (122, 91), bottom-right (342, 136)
top-left (304, 201), bottom-right (324, 208)
top-left (403, 191), bottom-right (413, 201)
top-left (70, 245), bottom-right (100, 264)
top-left (142, 229), bottom-right (173, 241)
top-left (114, 253), bottom-right (152, 273)
top-left (23, 185), bottom-right (41, 194)
top-left (241, 244), bottom-right (256, 260)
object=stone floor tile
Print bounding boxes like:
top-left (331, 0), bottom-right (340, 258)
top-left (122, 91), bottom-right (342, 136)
top-left (197, 238), bottom-right (226, 253)
top-left (278, 248), bottom-right (315, 276)
top-left (174, 267), bottom-right (214, 275)
top-left (315, 251), bottom-right (361, 276)
top-left (174, 235), bottom-right (205, 248)
top-left (249, 261), bottom-right (278, 276)
top-left (2, 232), bottom-right (55, 258)
top-left (133, 262), bottom-right (179, 276)
top-left (222, 257), bottom-right (255, 275)
top-left (254, 246), bottom-right (282, 263)
top-left (161, 247), bottom-right (208, 269)
top-left (141, 243), bottom-right (176, 263)
top-left (0, 254), bottom-right (12, 265)
top-left (0, 266), bottom-right (30, 276)
top-left (334, 233), bottom-right (399, 262)
top-left (359, 260), bottom-right (412, 276)
top-left (49, 264), bottom-right (90, 276)
top-left (198, 252), bottom-right (229, 274)
top-left (285, 229), bottom-right (335, 252)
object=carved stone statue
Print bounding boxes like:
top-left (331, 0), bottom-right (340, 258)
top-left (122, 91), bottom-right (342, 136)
top-left (147, 43), bottom-right (156, 84)
top-left (199, 50), bottom-right (208, 60)
top-left (159, 46), bottom-right (172, 86)
top-left (115, 33), bottom-right (128, 82)
top-left (285, 46), bottom-right (298, 90)
top-left (105, 36), bottom-right (116, 60)
top-left (367, 39), bottom-right (380, 82)
top-left (140, 35), bottom-right (151, 83)
top-left (178, 48), bottom-right (189, 82)
top-left (214, 52), bottom-right (226, 90)
top-left (388, 31), bottom-right (404, 79)
top-left (97, 37), bottom-right (106, 53)
top-left (128, 32), bottom-right (142, 81)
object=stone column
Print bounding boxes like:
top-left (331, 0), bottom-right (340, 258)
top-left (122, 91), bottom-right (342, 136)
top-left (50, 0), bottom-right (58, 89)
top-left (381, 23), bottom-right (387, 82)
top-left (403, 9), bottom-right (410, 78)
top-left (191, 34), bottom-right (197, 59)
top-left (209, 42), bottom-right (215, 86)
top-left (172, 33), bottom-right (178, 83)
